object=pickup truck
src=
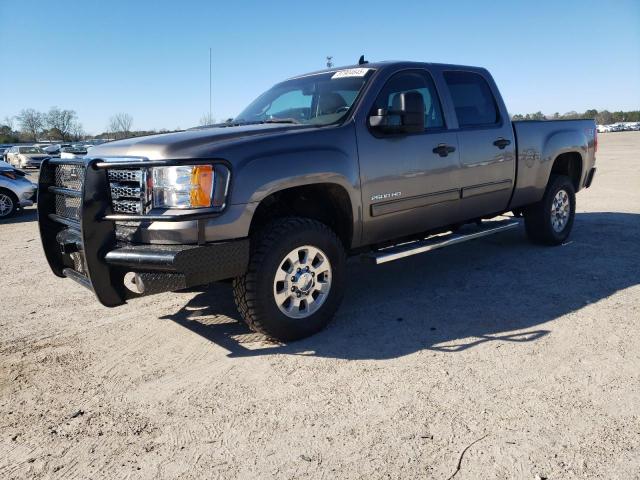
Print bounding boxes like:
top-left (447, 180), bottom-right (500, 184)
top-left (37, 60), bottom-right (597, 341)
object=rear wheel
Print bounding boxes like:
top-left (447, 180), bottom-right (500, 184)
top-left (523, 175), bottom-right (575, 245)
top-left (233, 217), bottom-right (346, 341)
top-left (0, 189), bottom-right (18, 219)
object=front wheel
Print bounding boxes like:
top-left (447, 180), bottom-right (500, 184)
top-left (233, 217), bottom-right (346, 341)
top-left (523, 175), bottom-right (576, 245)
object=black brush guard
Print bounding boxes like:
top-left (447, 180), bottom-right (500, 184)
top-left (38, 158), bottom-right (249, 307)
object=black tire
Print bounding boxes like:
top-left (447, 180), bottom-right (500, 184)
top-left (523, 175), bottom-right (576, 245)
top-left (0, 189), bottom-right (18, 219)
top-left (232, 217), bottom-right (346, 341)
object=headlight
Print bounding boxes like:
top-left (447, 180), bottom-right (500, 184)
top-left (151, 165), bottom-right (214, 208)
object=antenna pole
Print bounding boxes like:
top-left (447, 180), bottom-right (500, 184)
top-left (209, 47), bottom-right (212, 121)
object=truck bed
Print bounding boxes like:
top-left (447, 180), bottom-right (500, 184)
top-left (510, 119), bottom-right (597, 209)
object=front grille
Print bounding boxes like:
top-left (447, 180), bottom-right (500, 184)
top-left (55, 164), bottom-right (85, 191)
top-left (55, 194), bottom-right (82, 220)
top-left (53, 164), bottom-right (85, 222)
top-left (108, 170), bottom-right (141, 183)
top-left (110, 184), bottom-right (141, 199)
top-left (107, 168), bottom-right (147, 215)
top-left (112, 199), bottom-right (141, 214)
top-left (49, 164), bottom-right (148, 221)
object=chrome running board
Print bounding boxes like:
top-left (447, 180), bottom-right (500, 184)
top-left (364, 218), bottom-right (519, 265)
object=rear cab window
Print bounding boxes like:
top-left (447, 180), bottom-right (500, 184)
top-left (443, 71), bottom-right (500, 128)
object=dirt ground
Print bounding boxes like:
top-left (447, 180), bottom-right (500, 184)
top-left (1, 132), bottom-right (639, 479)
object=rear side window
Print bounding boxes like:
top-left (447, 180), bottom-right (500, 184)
top-left (372, 70), bottom-right (444, 130)
top-left (444, 71), bottom-right (499, 127)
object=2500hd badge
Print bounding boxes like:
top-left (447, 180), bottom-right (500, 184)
top-left (371, 191), bottom-right (402, 201)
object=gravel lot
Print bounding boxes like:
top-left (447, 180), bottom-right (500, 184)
top-left (1, 132), bottom-right (639, 479)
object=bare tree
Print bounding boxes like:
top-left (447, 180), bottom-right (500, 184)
top-left (199, 112), bottom-right (215, 126)
top-left (16, 109), bottom-right (44, 141)
top-left (46, 107), bottom-right (77, 141)
top-left (109, 113), bottom-right (133, 139)
top-left (71, 122), bottom-right (84, 141)
top-left (108, 117), bottom-right (119, 139)
top-left (2, 116), bottom-right (15, 131)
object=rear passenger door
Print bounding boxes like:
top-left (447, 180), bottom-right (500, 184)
top-left (442, 70), bottom-right (516, 219)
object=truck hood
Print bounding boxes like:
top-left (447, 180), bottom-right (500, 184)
top-left (88, 123), bottom-right (308, 161)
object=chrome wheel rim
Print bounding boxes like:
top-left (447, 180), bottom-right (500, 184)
top-left (273, 245), bottom-right (332, 319)
top-left (551, 189), bottom-right (570, 232)
top-left (0, 193), bottom-right (13, 217)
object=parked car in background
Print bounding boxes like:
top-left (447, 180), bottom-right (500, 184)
top-left (5, 146), bottom-right (50, 168)
top-left (43, 144), bottom-right (63, 157)
top-left (0, 146), bottom-right (12, 161)
top-left (0, 159), bottom-right (37, 218)
top-left (60, 145), bottom-right (88, 159)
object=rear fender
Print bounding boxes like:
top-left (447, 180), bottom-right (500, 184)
top-left (511, 129), bottom-right (587, 208)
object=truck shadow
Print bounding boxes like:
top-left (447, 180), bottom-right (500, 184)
top-left (1, 208), bottom-right (37, 224)
top-left (161, 212), bottom-right (640, 360)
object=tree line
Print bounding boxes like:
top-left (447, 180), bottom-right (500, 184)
top-left (1, 108), bottom-right (83, 143)
top-left (3, 107), bottom-right (637, 144)
top-left (512, 109), bottom-right (640, 124)
top-left (0, 109), bottom-right (140, 144)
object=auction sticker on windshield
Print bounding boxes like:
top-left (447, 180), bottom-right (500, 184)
top-left (331, 68), bottom-right (371, 79)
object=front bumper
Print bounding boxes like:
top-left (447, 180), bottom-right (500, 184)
top-left (24, 158), bottom-right (44, 167)
top-left (38, 158), bottom-right (249, 307)
top-left (7, 179), bottom-right (37, 207)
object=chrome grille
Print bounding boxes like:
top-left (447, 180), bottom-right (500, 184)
top-left (110, 184), bottom-right (141, 199)
top-left (111, 199), bottom-right (141, 214)
top-left (108, 170), bottom-right (141, 183)
top-left (107, 169), bottom-right (147, 215)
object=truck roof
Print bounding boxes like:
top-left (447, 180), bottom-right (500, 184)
top-left (288, 60), bottom-right (487, 80)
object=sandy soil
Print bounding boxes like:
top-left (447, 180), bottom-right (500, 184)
top-left (1, 132), bottom-right (639, 479)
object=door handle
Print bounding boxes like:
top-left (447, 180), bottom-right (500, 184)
top-left (493, 138), bottom-right (511, 149)
top-left (433, 144), bottom-right (456, 157)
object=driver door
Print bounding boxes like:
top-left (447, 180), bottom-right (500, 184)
top-left (356, 69), bottom-right (462, 245)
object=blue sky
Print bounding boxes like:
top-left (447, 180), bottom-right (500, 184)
top-left (1, 0), bottom-right (638, 134)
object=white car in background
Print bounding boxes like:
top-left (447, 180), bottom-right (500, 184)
top-left (5, 145), bottom-right (50, 168)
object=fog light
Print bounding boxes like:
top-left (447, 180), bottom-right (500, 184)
top-left (151, 165), bottom-right (214, 208)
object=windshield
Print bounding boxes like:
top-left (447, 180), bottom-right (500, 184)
top-left (235, 69), bottom-right (374, 126)
top-left (19, 147), bottom-right (44, 154)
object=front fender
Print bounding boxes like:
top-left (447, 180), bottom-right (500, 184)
top-left (234, 147), bottom-right (358, 205)
top-left (221, 124), bottom-right (363, 245)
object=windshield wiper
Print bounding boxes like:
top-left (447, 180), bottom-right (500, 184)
top-left (261, 118), bottom-right (301, 124)
top-left (219, 118), bottom-right (301, 127)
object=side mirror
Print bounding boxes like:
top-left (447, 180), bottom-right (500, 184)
top-left (369, 91), bottom-right (425, 134)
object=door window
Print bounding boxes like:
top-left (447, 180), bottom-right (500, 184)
top-left (372, 70), bottom-right (444, 130)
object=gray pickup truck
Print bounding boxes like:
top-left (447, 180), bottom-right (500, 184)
top-left (38, 60), bottom-right (597, 341)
